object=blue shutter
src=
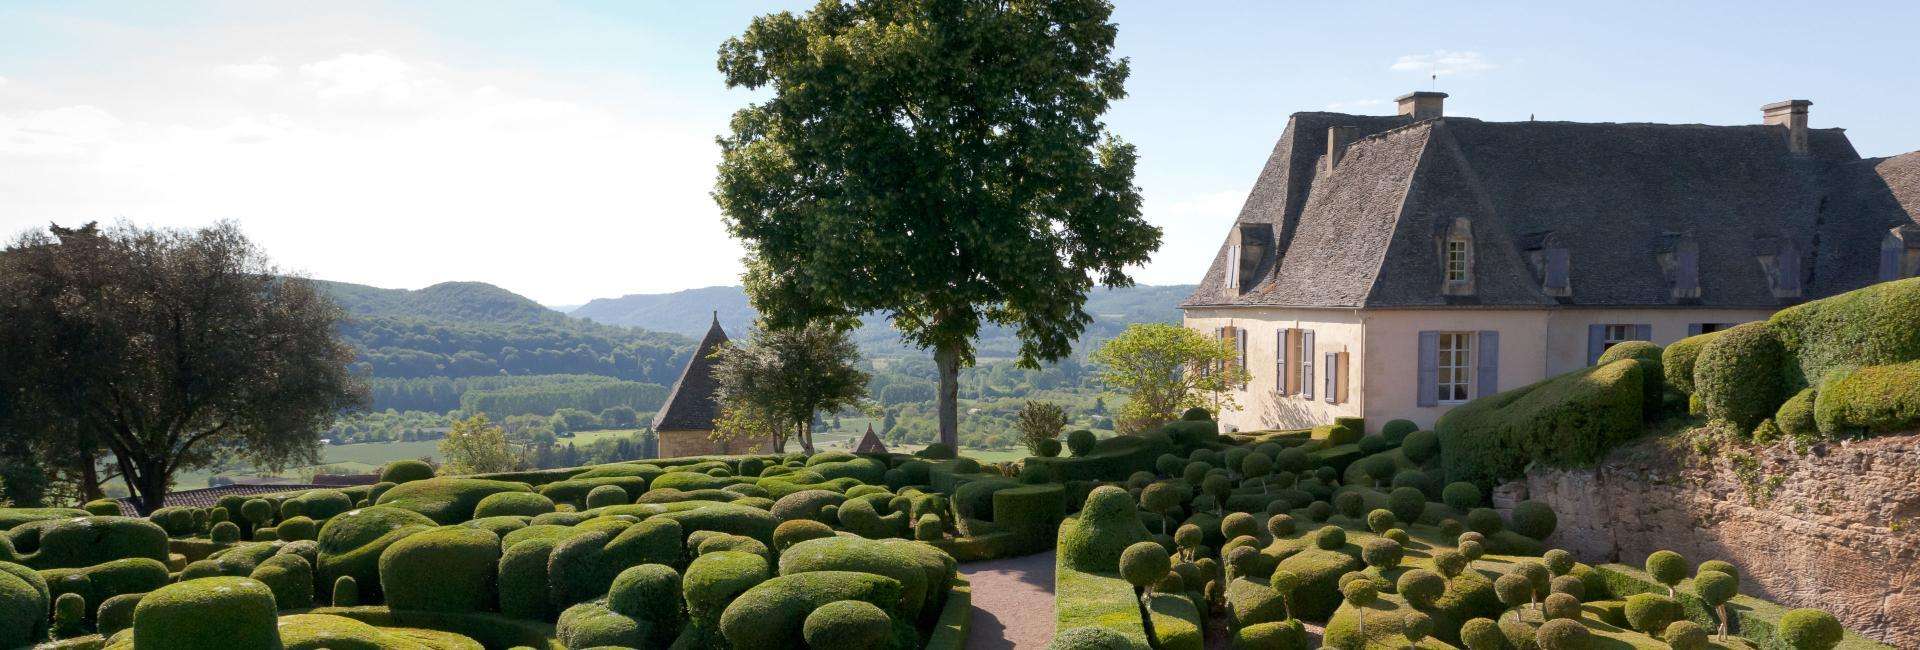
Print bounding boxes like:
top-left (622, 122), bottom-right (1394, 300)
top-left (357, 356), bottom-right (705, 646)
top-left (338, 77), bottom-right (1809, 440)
top-left (1275, 329), bottom-right (1288, 394)
top-left (1882, 242), bottom-right (1903, 282)
top-left (1687, 323), bottom-right (1704, 337)
top-left (1417, 331), bottom-right (1439, 407)
top-left (1634, 324), bottom-right (1652, 342)
top-left (1324, 352), bottom-right (1338, 404)
top-left (1778, 246), bottom-right (1803, 293)
top-left (1301, 331), bottom-right (1315, 400)
top-left (1587, 324), bottom-right (1606, 365)
top-left (1544, 248), bottom-right (1570, 291)
top-left (1477, 331), bottom-right (1499, 397)
top-left (1675, 246), bottom-right (1699, 295)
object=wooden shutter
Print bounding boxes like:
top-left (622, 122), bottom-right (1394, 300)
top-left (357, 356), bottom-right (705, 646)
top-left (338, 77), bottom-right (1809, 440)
top-left (1337, 352), bottom-right (1350, 404)
top-left (1477, 330), bottom-right (1499, 398)
top-left (1417, 331), bottom-right (1439, 407)
top-left (1882, 240), bottom-right (1902, 282)
top-left (1687, 323), bottom-right (1704, 337)
top-left (1778, 244), bottom-right (1803, 293)
top-left (1586, 324), bottom-right (1606, 365)
top-left (1634, 324), bottom-right (1652, 342)
top-left (1675, 245), bottom-right (1699, 295)
top-left (1237, 328), bottom-right (1249, 387)
top-left (1301, 331), bottom-right (1315, 400)
top-left (1544, 248), bottom-right (1570, 292)
top-left (1275, 329), bottom-right (1288, 394)
top-left (1324, 352), bottom-right (1338, 404)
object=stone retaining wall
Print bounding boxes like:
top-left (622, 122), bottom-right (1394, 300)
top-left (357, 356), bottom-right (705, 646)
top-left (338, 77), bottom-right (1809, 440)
top-left (1523, 431), bottom-right (1920, 647)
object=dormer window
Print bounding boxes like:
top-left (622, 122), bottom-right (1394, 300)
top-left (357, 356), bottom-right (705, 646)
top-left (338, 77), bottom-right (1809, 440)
top-left (1883, 225), bottom-right (1920, 281)
top-left (1757, 237), bottom-right (1803, 299)
top-left (1439, 217), bottom-right (1475, 296)
top-left (1657, 233), bottom-right (1700, 301)
top-left (1524, 231), bottom-right (1571, 298)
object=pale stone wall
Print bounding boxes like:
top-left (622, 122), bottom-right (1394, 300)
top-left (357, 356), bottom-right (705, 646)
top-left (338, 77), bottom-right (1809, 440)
top-left (658, 429), bottom-right (768, 458)
top-left (1361, 309), bottom-right (1550, 431)
top-left (1538, 308), bottom-right (1775, 376)
top-left (1183, 307), bottom-right (1366, 433)
top-left (1525, 433), bottom-right (1920, 647)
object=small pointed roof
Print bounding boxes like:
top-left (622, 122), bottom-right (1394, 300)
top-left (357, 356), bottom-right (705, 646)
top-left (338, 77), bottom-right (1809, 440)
top-left (853, 423), bottom-right (889, 454)
top-left (651, 313), bottom-right (729, 432)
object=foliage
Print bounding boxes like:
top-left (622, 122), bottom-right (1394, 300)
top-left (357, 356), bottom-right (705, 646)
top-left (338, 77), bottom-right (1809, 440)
top-left (0, 222), bottom-right (366, 513)
top-left (1767, 277), bottom-right (1920, 391)
top-left (1813, 360), bottom-right (1920, 436)
top-left (437, 414), bottom-right (520, 475)
top-left (1437, 358), bottom-right (1647, 486)
top-left (1017, 401), bottom-right (1071, 456)
top-left (1663, 331), bottom-right (1723, 396)
top-left (712, 322), bottom-right (871, 453)
top-left (716, 0), bottom-right (1159, 447)
top-left (1093, 323), bottom-right (1246, 434)
top-left (1695, 322), bottom-right (1788, 435)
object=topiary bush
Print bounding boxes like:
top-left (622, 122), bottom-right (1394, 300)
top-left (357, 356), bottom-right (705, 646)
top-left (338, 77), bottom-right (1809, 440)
top-left (248, 553), bottom-right (313, 610)
top-left (718, 570), bottom-right (904, 648)
top-left (1695, 322), bottom-right (1788, 435)
top-left (1059, 486), bottom-right (1151, 573)
top-left (803, 599), bottom-right (892, 649)
top-left (1510, 500), bottom-right (1556, 539)
top-left (379, 459), bottom-right (436, 484)
top-left (374, 477), bottom-right (535, 525)
top-left (1663, 330), bottom-right (1722, 396)
top-left (1623, 592), bottom-right (1683, 634)
top-left (779, 535), bottom-right (954, 622)
top-left (1467, 508), bottom-right (1503, 535)
top-left (1777, 607), bottom-right (1844, 650)
top-left (315, 505), bottom-right (435, 603)
top-left (1534, 617), bottom-right (1588, 650)
top-left (0, 561), bottom-right (47, 646)
top-left (1437, 357), bottom-right (1648, 485)
top-left (379, 524), bottom-right (501, 613)
top-left (1050, 625), bottom-right (1138, 649)
top-left (474, 491), bottom-right (557, 518)
top-left (1813, 360), bottom-right (1920, 436)
top-left (130, 577), bottom-right (280, 650)
top-left (20, 516), bottom-right (169, 570)
top-left (1768, 277), bottom-right (1920, 391)
top-left (1599, 340), bottom-right (1665, 408)
top-left (1666, 620), bottom-right (1710, 650)
top-left (1066, 429), bottom-right (1097, 457)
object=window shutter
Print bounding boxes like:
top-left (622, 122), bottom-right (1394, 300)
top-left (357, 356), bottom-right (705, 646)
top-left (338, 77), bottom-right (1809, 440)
top-left (1237, 328), bottom-right (1249, 387)
top-left (1226, 245), bottom-right (1241, 289)
top-left (1675, 245), bottom-right (1699, 295)
top-left (1634, 324), bottom-right (1652, 342)
top-left (1477, 330), bottom-right (1499, 398)
top-left (1275, 329), bottom-right (1288, 394)
top-left (1587, 324), bottom-right (1606, 365)
top-left (1301, 331), bottom-right (1315, 400)
top-left (1778, 245), bottom-right (1803, 293)
top-left (1882, 241), bottom-right (1902, 282)
top-left (1544, 248), bottom-right (1570, 291)
top-left (1417, 331), bottom-right (1439, 407)
top-left (1324, 352), bottom-right (1338, 404)
top-left (1687, 323), bottom-right (1704, 337)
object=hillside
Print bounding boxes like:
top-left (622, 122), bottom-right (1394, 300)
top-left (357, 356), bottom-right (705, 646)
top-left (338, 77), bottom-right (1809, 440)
top-left (315, 280), bottom-right (566, 325)
top-left (571, 283), bottom-right (1195, 358)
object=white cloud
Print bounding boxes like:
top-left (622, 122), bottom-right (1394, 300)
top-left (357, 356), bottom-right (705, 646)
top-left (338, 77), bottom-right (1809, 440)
top-left (1390, 50), bottom-right (1496, 77)
top-left (299, 51), bottom-right (446, 108)
top-left (215, 58), bottom-right (282, 82)
top-left (1325, 98), bottom-right (1386, 111)
top-left (1134, 188), bottom-right (1245, 285)
top-left (0, 105), bottom-right (123, 156)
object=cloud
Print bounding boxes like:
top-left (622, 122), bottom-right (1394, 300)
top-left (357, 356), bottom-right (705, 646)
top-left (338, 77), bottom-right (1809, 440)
top-left (1389, 50), bottom-right (1496, 77)
top-left (215, 58), bottom-right (282, 82)
top-left (299, 51), bottom-right (446, 107)
top-left (1325, 99), bottom-right (1386, 111)
top-left (0, 105), bottom-right (123, 156)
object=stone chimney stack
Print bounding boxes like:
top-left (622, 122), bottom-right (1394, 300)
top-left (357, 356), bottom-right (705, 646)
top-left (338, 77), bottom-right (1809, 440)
top-left (1762, 99), bottom-right (1812, 155)
top-left (1326, 125), bottom-right (1357, 172)
top-left (1396, 91), bottom-right (1448, 120)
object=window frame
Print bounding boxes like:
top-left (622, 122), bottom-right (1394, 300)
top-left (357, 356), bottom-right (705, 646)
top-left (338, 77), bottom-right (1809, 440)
top-left (1444, 239), bottom-right (1470, 283)
top-left (1436, 331), bottom-right (1474, 405)
top-left (1602, 324), bottom-right (1634, 351)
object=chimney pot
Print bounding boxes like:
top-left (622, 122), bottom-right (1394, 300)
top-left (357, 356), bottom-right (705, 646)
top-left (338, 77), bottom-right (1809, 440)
top-left (1761, 99), bottom-right (1812, 155)
top-left (1396, 91), bottom-right (1448, 120)
top-left (1326, 126), bottom-right (1358, 172)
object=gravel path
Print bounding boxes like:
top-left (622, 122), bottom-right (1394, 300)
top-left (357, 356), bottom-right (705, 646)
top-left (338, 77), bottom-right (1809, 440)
top-left (960, 549), bottom-right (1057, 649)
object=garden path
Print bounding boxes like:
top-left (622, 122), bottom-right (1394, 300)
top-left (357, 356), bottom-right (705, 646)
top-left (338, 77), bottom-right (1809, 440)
top-left (960, 549), bottom-right (1057, 649)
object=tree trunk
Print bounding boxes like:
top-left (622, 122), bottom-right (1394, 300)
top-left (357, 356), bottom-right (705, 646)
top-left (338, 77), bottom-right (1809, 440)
top-left (799, 419), bottom-right (815, 455)
top-left (935, 343), bottom-right (960, 448)
top-left (1134, 586), bottom-right (1162, 650)
top-left (78, 450), bottom-right (104, 502)
top-left (126, 460), bottom-right (169, 516)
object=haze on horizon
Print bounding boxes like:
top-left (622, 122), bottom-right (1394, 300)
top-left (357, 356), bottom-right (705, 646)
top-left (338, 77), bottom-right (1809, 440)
top-left (3, 0), bottom-right (1916, 305)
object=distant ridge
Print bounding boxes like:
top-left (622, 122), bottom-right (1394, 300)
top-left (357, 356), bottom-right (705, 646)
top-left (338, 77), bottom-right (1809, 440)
top-left (315, 280), bottom-right (565, 325)
top-left (571, 286), bottom-right (757, 338)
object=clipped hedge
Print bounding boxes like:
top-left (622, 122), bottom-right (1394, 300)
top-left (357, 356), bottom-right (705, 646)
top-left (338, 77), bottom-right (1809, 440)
top-left (1768, 277), bottom-right (1920, 390)
top-left (374, 478), bottom-right (536, 525)
top-left (1813, 360), bottom-right (1920, 436)
top-left (1663, 330), bottom-right (1723, 396)
top-left (130, 576), bottom-right (280, 650)
top-left (1695, 322), bottom-right (1788, 434)
top-left (1437, 358), bottom-right (1647, 486)
top-left (718, 570), bottom-right (907, 648)
top-left (314, 505), bottom-right (437, 603)
top-left (380, 525), bottom-right (501, 613)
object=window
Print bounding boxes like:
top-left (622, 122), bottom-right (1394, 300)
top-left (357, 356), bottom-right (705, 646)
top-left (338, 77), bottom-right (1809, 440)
top-left (1275, 328), bottom-right (1316, 397)
top-left (1444, 240), bottom-right (1469, 283)
top-left (1602, 324), bottom-right (1634, 351)
top-left (1697, 323), bottom-right (1729, 334)
top-left (1436, 332), bottom-right (1473, 404)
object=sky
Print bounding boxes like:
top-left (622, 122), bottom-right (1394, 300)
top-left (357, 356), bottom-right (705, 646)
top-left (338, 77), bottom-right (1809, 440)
top-left (3, 1), bottom-right (1916, 306)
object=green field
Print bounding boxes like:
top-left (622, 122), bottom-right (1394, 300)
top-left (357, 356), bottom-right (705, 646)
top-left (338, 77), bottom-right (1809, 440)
top-left (161, 428), bottom-right (654, 491)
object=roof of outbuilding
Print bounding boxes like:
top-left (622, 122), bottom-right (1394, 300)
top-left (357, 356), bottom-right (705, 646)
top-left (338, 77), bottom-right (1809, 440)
top-left (650, 314), bottom-right (729, 432)
top-left (1184, 106), bottom-right (1919, 310)
top-left (112, 483), bottom-right (324, 514)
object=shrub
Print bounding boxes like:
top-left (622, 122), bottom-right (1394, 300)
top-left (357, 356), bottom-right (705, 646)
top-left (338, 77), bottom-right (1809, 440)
top-left (1645, 550), bottom-right (1688, 593)
top-left (773, 519), bottom-right (836, 552)
top-left (380, 525), bottom-right (500, 613)
top-left (247, 553), bottom-right (313, 610)
top-left (1305, 500), bottom-right (1331, 522)
top-left (1695, 322), bottom-right (1787, 434)
top-left (1777, 608), bottom-right (1844, 650)
top-left (779, 536), bottom-right (954, 622)
top-left (1467, 508), bottom-right (1504, 534)
top-left (608, 563), bottom-right (684, 635)
top-left (1050, 625), bottom-right (1137, 649)
top-left (1360, 538), bottom-right (1402, 569)
top-left (497, 537), bottom-right (558, 620)
top-left (314, 505), bottom-right (435, 602)
top-left (1535, 618), bottom-right (1588, 650)
top-left (96, 591), bottom-right (141, 636)
top-left (1066, 429), bottom-right (1097, 457)
top-left (684, 550), bottom-right (770, 631)
top-left (378, 459), bottom-right (436, 484)
top-left (1265, 514), bottom-right (1295, 539)
top-left (1182, 407), bottom-right (1212, 421)
top-left (474, 491), bottom-right (557, 518)
top-left (1360, 509), bottom-right (1393, 534)
top-left (1458, 617), bottom-right (1502, 650)
top-left (1380, 419), bottom-right (1418, 442)
top-left (1458, 539), bottom-right (1485, 561)
top-left (1313, 525), bottom-right (1346, 550)
top-left (375, 477), bottom-right (535, 525)
top-left (1666, 620), bottom-right (1710, 650)
top-left (1333, 491), bottom-right (1365, 518)
top-left (0, 562), bottom-right (46, 646)
top-left (585, 484), bottom-right (630, 509)
top-left (131, 577), bottom-right (279, 650)
top-left (1775, 387), bottom-right (1819, 439)
top-left (23, 516), bottom-right (169, 570)
top-left (286, 489), bottom-right (355, 522)
top-left (1385, 487), bottom-right (1425, 525)
top-left (1358, 434), bottom-right (1392, 455)
top-left (802, 599), bottom-right (892, 649)
top-left (1397, 569), bottom-right (1445, 608)
top-left (1664, 330), bottom-right (1722, 395)
top-left (916, 443), bottom-right (957, 459)
top-left (1119, 541), bottom-right (1171, 590)
top-left (1058, 486), bottom-right (1150, 573)
top-left (275, 515), bottom-right (317, 542)
top-left (1441, 482), bottom-right (1481, 511)
top-left (1510, 501), bottom-right (1556, 539)
top-left (1431, 550), bottom-right (1468, 578)
top-left (1698, 559), bottom-right (1739, 581)
top-left (210, 521), bottom-right (240, 544)
top-left (1623, 592), bottom-right (1683, 634)
top-left (1768, 277), bottom-right (1920, 390)
top-left (1600, 340), bottom-right (1666, 405)
top-left (1814, 360), bottom-right (1920, 435)
top-left (1438, 357), bottom-right (1647, 485)
top-left (1542, 591), bottom-right (1580, 620)
top-left (1271, 546), bottom-right (1362, 621)
top-left (718, 571), bottom-right (903, 648)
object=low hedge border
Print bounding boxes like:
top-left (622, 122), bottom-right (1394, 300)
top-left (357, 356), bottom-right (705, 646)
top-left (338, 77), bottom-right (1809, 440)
top-left (1590, 563), bottom-right (1890, 650)
top-left (1054, 560), bottom-right (1204, 650)
top-left (928, 530), bottom-right (1051, 562)
top-left (302, 605), bottom-right (565, 649)
top-left (923, 573), bottom-right (972, 650)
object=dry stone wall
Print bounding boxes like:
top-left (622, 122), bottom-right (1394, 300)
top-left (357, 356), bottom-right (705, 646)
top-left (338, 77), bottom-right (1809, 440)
top-left (1523, 431), bottom-right (1920, 647)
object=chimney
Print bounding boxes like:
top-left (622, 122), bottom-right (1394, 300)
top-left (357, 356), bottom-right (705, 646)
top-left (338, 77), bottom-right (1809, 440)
top-left (1326, 125), bottom-right (1357, 172)
top-left (1396, 91), bottom-right (1448, 120)
top-left (1761, 99), bottom-right (1812, 155)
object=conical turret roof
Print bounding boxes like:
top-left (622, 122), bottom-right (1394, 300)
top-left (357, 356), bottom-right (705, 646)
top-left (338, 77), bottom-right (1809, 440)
top-left (651, 313), bottom-right (729, 432)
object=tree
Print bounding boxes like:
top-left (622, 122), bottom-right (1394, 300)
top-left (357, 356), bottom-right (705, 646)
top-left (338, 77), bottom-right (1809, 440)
top-left (711, 323), bottom-right (871, 454)
top-left (439, 414), bottom-right (518, 475)
top-left (1016, 401), bottom-right (1069, 457)
top-left (0, 222), bottom-right (364, 514)
top-left (1092, 323), bottom-right (1244, 434)
top-left (716, 0), bottom-right (1159, 448)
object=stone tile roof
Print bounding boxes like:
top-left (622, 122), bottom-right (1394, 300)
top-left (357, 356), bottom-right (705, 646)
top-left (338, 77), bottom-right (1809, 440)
top-left (1184, 107), bottom-right (1920, 310)
top-left (650, 314), bottom-right (729, 432)
top-left (112, 483), bottom-right (323, 514)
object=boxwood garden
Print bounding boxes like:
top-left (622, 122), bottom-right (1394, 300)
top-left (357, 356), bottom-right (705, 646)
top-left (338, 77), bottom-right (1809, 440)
top-left (1048, 412), bottom-right (1888, 650)
top-left (0, 444), bottom-right (1061, 649)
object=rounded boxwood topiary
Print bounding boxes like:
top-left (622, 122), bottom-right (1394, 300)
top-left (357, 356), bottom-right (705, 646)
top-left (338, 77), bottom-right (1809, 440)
top-left (210, 521), bottom-right (241, 544)
top-left (1431, 550), bottom-right (1468, 578)
top-left (1220, 512), bottom-right (1257, 540)
top-left (1511, 500), bottom-right (1557, 539)
top-left (1467, 507), bottom-right (1504, 534)
top-left (1358, 435), bottom-right (1392, 455)
top-left (1182, 407), bottom-right (1212, 421)
top-left (1439, 518), bottom-right (1464, 539)
top-left (1550, 575), bottom-right (1584, 600)
top-left (275, 515), bottom-right (317, 542)
top-left (1265, 514), bottom-right (1295, 539)
top-left (1698, 559), bottom-right (1739, 581)
top-left (131, 577), bottom-right (279, 650)
top-left (1333, 491), bottom-right (1365, 518)
top-left (379, 525), bottom-right (501, 613)
top-left (1695, 322), bottom-right (1786, 434)
top-left (771, 519), bottom-right (829, 552)
top-left (379, 459), bottom-right (436, 484)
top-left (1049, 625), bottom-right (1135, 649)
top-left (684, 550), bottom-right (769, 629)
top-left (497, 537), bottom-right (557, 620)
top-left (1535, 617), bottom-right (1588, 650)
top-left (1386, 487), bottom-right (1426, 526)
top-left (803, 599), bottom-right (892, 650)
top-left (1543, 591), bottom-right (1580, 620)
top-left (1403, 430), bottom-right (1440, 463)
top-left (1365, 508), bottom-right (1396, 534)
top-left (1645, 550), bottom-right (1689, 593)
top-left (1065, 429), bottom-right (1098, 457)
top-left (718, 571), bottom-right (903, 648)
top-left (1034, 438), bottom-right (1063, 458)
top-left (239, 499), bottom-right (273, 526)
top-left (52, 591), bottom-right (84, 638)
top-left (1778, 608), bottom-right (1844, 650)
top-left (1305, 500), bottom-right (1332, 522)
top-left (1624, 592), bottom-right (1683, 634)
top-left (248, 553), bottom-right (314, 610)
top-left (1384, 528), bottom-right (1409, 546)
top-left (474, 491), bottom-right (557, 518)
top-left (608, 563), bottom-right (684, 631)
top-left (96, 591), bottom-right (142, 637)
top-left (1120, 541), bottom-right (1171, 589)
top-left (1458, 539), bottom-right (1485, 561)
top-left (1666, 620), bottom-right (1710, 650)
top-left (1381, 419), bottom-right (1418, 443)
top-left (1459, 617), bottom-right (1503, 650)
top-left (1059, 486), bottom-right (1152, 573)
top-left (1442, 482), bottom-right (1481, 511)
top-left (1313, 525), bottom-right (1346, 550)
top-left (1543, 548), bottom-right (1575, 576)
top-left (315, 505), bottom-right (435, 602)
top-left (1397, 568), bottom-right (1445, 609)
top-left (586, 484), bottom-right (630, 509)
top-left (1360, 538), bottom-right (1402, 569)
top-left (779, 536), bottom-right (955, 622)
top-left (1494, 572), bottom-right (1532, 609)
